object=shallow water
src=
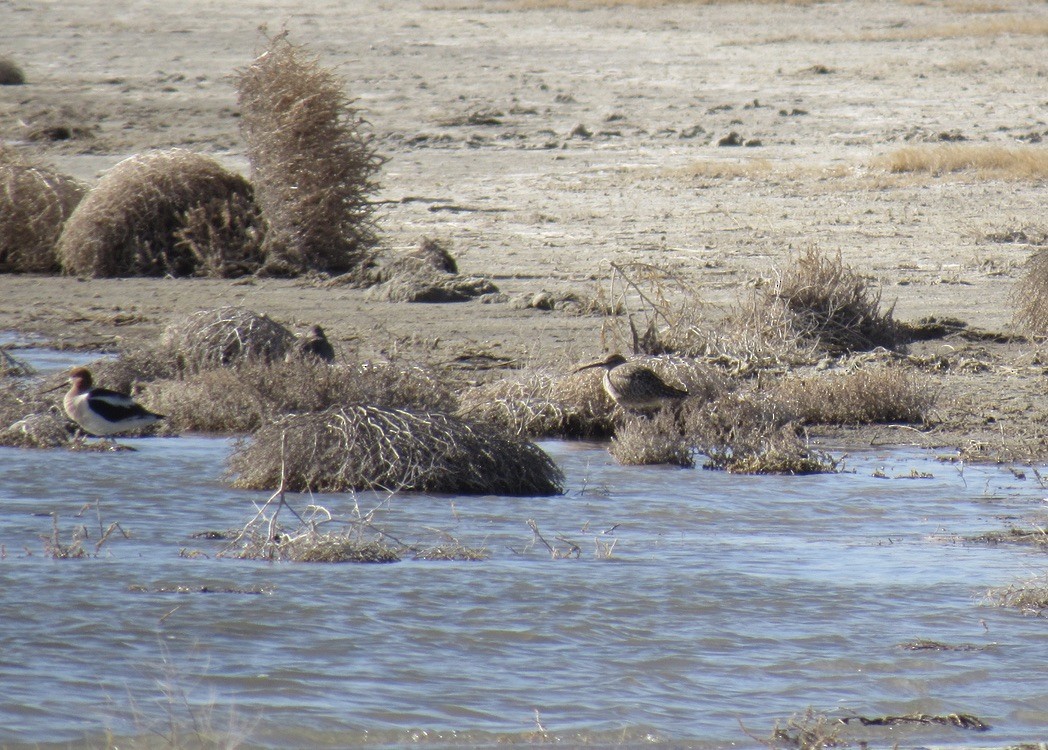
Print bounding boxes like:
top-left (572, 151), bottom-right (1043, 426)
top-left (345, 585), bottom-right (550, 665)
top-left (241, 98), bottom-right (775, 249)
top-left (1, 427), bottom-right (1047, 749)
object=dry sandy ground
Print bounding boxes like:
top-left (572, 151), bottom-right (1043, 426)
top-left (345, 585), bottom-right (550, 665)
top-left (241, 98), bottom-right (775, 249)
top-left (2, 0), bottom-right (1047, 459)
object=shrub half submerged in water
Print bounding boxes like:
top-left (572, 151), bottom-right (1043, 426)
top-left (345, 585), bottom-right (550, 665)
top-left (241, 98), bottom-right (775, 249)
top-left (228, 405), bottom-right (564, 496)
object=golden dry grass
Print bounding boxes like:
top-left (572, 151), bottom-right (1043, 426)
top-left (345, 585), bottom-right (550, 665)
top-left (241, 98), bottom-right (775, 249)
top-left (237, 33), bottom-right (382, 277)
top-left (227, 405), bottom-right (564, 495)
top-left (146, 357), bottom-right (455, 434)
top-left (56, 149), bottom-right (261, 277)
top-left (771, 366), bottom-right (935, 425)
top-left (457, 368), bottom-right (616, 438)
top-left (873, 144), bottom-right (1048, 180)
top-left (0, 148), bottom-right (86, 273)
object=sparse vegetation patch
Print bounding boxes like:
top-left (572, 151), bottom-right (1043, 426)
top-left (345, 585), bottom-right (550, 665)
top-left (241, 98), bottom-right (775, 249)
top-left (875, 144), bottom-right (1048, 180)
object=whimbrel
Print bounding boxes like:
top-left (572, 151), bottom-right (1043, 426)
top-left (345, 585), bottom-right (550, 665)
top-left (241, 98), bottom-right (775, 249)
top-left (48, 367), bottom-right (164, 438)
top-left (574, 354), bottom-right (688, 412)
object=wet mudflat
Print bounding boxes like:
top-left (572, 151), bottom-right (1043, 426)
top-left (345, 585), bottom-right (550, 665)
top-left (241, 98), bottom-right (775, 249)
top-left (1, 427), bottom-right (1046, 748)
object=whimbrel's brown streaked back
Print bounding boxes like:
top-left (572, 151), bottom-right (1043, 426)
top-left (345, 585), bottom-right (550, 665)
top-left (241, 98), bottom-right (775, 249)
top-left (574, 354), bottom-right (688, 412)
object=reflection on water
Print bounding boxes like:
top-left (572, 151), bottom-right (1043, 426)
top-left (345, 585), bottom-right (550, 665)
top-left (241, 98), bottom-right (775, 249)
top-left (1, 435), bottom-right (1047, 748)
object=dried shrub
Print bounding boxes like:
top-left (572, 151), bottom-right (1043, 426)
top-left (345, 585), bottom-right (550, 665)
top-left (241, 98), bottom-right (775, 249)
top-left (1013, 247), bottom-right (1048, 335)
top-left (160, 306), bottom-right (296, 373)
top-left (145, 357), bottom-right (455, 434)
top-left (773, 246), bottom-right (898, 354)
top-left (237, 33), bottom-right (382, 277)
top-left (985, 574), bottom-right (1048, 616)
top-left (686, 391), bottom-right (836, 474)
top-left (609, 412), bottom-right (694, 467)
top-left (0, 376), bottom-right (70, 448)
top-left (0, 148), bottom-right (85, 273)
top-left (767, 708), bottom-right (844, 750)
top-left (874, 144), bottom-right (1048, 180)
top-left (0, 412), bottom-right (70, 449)
top-left (56, 149), bottom-right (261, 278)
top-left (228, 405), bottom-right (564, 495)
top-left (771, 366), bottom-right (935, 425)
top-left (367, 268), bottom-right (498, 303)
top-left (172, 193), bottom-right (265, 278)
top-left (0, 58), bottom-right (25, 85)
top-left (457, 369), bottom-right (615, 439)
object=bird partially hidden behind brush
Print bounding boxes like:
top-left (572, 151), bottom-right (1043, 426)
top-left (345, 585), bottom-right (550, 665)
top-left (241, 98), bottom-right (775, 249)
top-left (573, 353), bottom-right (688, 414)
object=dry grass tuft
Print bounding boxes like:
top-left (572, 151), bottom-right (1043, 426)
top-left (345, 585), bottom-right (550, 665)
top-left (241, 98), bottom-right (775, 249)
top-left (609, 411), bottom-right (694, 467)
top-left (457, 368), bottom-right (615, 439)
top-left (985, 574), bottom-right (1048, 616)
top-left (0, 58), bottom-right (25, 85)
top-left (228, 405), bottom-right (564, 495)
top-left (160, 306), bottom-right (296, 373)
top-left (0, 412), bottom-right (70, 449)
top-left (56, 149), bottom-right (262, 278)
top-left (0, 378), bottom-right (64, 447)
top-left (771, 366), bottom-right (935, 425)
top-left (237, 33), bottom-right (382, 277)
top-left (1012, 248), bottom-right (1048, 335)
top-left (874, 144), bottom-right (1048, 180)
top-left (0, 147), bottom-right (86, 273)
top-left (773, 246), bottom-right (898, 354)
top-left (146, 357), bottom-right (455, 434)
top-left (686, 392), bottom-right (837, 474)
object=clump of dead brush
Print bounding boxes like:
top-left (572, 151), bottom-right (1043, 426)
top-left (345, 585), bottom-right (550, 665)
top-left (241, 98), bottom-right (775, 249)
top-left (772, 246), bottom-right (898, 354)
top-left (985, 573), bottom-right (1048, 616)
top-left (228, 405), bottom-right (564, 495)
top-left (42, 506), bottom-right (130, 559)
top-left (0, 377), bottom-right (69, 448)
top-left (160, 306), bottom-right (297, 373)
top-left (685, 392), bottom-right (837, 474)
top-left (237, 32), bottom-right (382, 278)
top-left (0, 147), bottom-right (85, 273)
top-left (770, 365), bottom-right (935, 425)
top-left (145, 356), bottom-right (455, 434)
top-left (609, 411), bottom-right (694, 467)
top-left (220, 482), bottom-right (399, 563)
top-left (763, 708), bottom-right (845, 750)
top-left (57, 149), bottom-right (262, 277)
top-left (1012, 247), bottom-right (1048, 335)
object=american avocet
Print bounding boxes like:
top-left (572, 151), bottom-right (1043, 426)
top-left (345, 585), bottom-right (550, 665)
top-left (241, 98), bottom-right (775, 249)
top-left (48, 367), bottom-right (164, 439)
top-left (574, 354), bottom-right (688, 413)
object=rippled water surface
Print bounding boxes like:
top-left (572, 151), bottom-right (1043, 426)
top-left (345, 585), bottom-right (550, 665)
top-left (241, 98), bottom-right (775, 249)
top-left (3, 427), bottom-right (1048, 749)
